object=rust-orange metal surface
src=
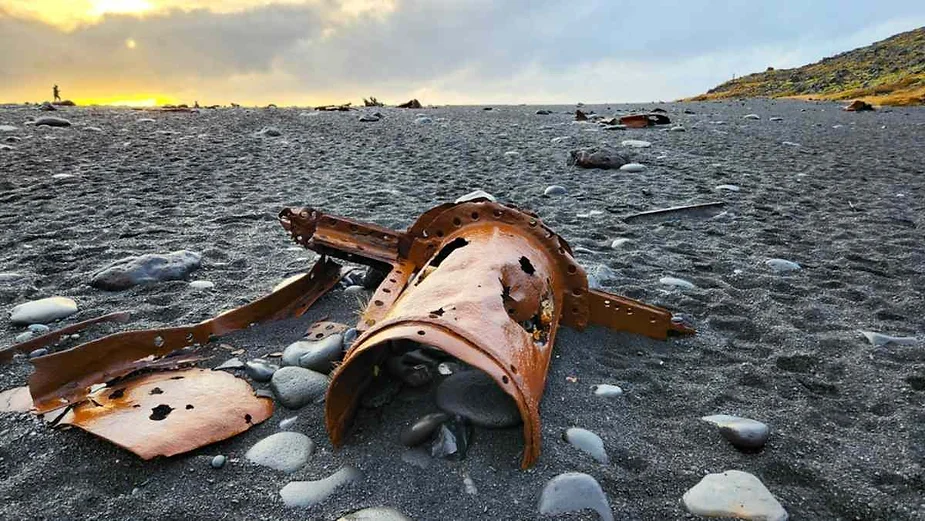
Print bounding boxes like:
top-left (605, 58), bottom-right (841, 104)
top-left (60, 369), bottom-right (273, 459)
top-left (280, 200), bottom-right (694, 468)
top-left (28, 257), bottom-right (341, 414)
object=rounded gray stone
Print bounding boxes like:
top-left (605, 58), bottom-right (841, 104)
top-left (245, 360), bottom-right (278, 382)
top-left (435, 371), bottom-right (521, 429)
top-left (34, 117), bottom-right (71, 127)
top-left (28, 324), bottom-right (51, 334)
top-left (544, 185), bottom-right (567, 196)
top-left (538, 472), bottom-right (613, 521)
top-left (90, 251), bottom-right (201, 290)
top-left (682, 470), bottom-right (788, 521)
top-left (701, 414), bottom-right (770, 451)
top-left (245, 432), bottom-right (314, 473)
top-left (565, 427), bottom-right (609, 464)
top-left (592, 384), bottom-right (623, 398)
top-left (270, 366), bottom-right (330, 409)
top-left (211, 455), bottom-right (226, 469)
top-left (282, 334), bottom-right (344, 373)
top-left (568, 148), bottom-right (628, 170)
top-left (10, 297), bottom-right (78, 325)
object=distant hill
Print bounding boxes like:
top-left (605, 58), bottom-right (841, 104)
top-left (688, 27), bottom-right (925, 106)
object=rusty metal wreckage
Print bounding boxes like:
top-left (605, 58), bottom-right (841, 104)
top-left (1, 197), bottom-right (694, 468)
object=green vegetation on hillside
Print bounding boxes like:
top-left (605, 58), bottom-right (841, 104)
top-left (688, 27), bottom-right (925, 106)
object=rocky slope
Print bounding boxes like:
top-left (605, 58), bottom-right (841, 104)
top-left (689, 27), bottom-right (925, 106)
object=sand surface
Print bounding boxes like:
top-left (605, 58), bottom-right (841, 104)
top-left (1, 100), bottom-right (924, 520)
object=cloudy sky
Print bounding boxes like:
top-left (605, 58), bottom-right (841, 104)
top-left (1, 0), bottom-right (923, 106)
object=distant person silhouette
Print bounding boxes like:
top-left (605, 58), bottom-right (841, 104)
top-left (53, 85), bottom-right (61, 102)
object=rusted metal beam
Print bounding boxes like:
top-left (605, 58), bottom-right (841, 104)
top-left (280, 200), bottom-right (694, 468)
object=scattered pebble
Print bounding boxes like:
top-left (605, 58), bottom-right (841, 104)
top-left (255, 126), bottom-right (281, 137)
top-left (565, 427), bottom-right (609, 464)
top-left (15, 331), bottom-right (34, 343)
top-left (413, 116), bottom-right (432, 124)
top-left (454, 190), bottom-right (496, 203)
top-left (619, 163), bottom-right (645, 172)
top-left (136, 118), bottom-right (156, 123)
top-left (29, 348), bottom-right (48, 358)
top-left (84, 126), bottom-right (103, 132)
top-left (544, 185), bottom-right (567, 196)
top-left (400, 412), bottom-right (450, 447)
top-left (246, 432), bottom-right (314, 473)
top-left (90, 251), bottom-right (201, 290)
top-left (586, 264), bottom-right (619, 290)
top-left (535, 110), bottom-right (552, 115)
top-left (765, 259), bottom-right (801, 273)
top-left (358, 114), bottom-right (381, 122)
top-left (715, 184), bottom-right (740, 192)
top-left (282, 334), bottom-right (344, 373)
top-left (682, 470), bottom-right (788, 521)
top-left (337, 507), bottom-right (412, 521)
top-left (782, 141), bottom-right (801, 147)
top-left (210, 455), bottom-right (226, 469)
top-left (28, 324), bottom-right (50, 334)
top-left (463, 474), bottom-right (478, 495)
top-left (610, 238), bottom-right (632, 249)
top-left (859, 331), bottom-right (917, 347)
top-left (342, 328), bottom-right (358, 349)
top-left (701, 414), bottom-right (770, 451)
top-left (592, 384), bottom-right (623, 398)
top-left (0, 125), bottom-right (17, 132)
top-left (280, 466), bottom-right (362, 507)
top-left (621, 139), bottom-right (651, 148)
top-left (435, 371), bottom-right (521, 428)
top-left (769, 117), bottom-right (784, 122)
top-left (550, 136), bottom-right (572, 144)
top-left (270, 366), bottom-right (330, 409)
top-left (10, 296), bottom-right (78, 325)
top-left (538, 472), bottom-right (613, 521)
top-left (246, 360), bottom-right (279, 382)
top-left (573, 246), bottom-right (595, 255)
top-left (743, 114), bottom-right (761, 120)
top-left (659, 276), bottom-right (696, 290)
top-left (51, 173), bottom-right (75, 179)
top-left (669, 125), bottom-right (686, 132)
top-left (189, 280), bottom-right (215, 290)
top-left (279, 416), bottom-right (299, 430)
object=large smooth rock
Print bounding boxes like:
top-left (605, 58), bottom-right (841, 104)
top-left (34, 117), bottom-right (71, 127)
top-left (766, 259), bottom-right (801, 273)
top-left (90, 251), bottom-right (201, 290)
top-left (280, 466), bottom-right (362, 507)
top-left (682, 470), bottom-right (788, 521)
top-left (568, 148), bottom-right (628, 170)
top-left (701, 414), bottom-right (770, 451)
top-left (435, 371), bottom-right (521, 428)
top-left (338, 507), bottom-right (412, 521)
top-left (538, 472), bottom-right (613, 521)
top-left (659, 276), bottom-right (696, 290)
top-left (544, 185), bottom-right (567, 196)
top-left (565, 427), bottom-right (609, 464)
top-left (246, 432), bottom-right (314, 472)
top-left (282, 334), bottom-right (344, 373)
top-left (10, 297), bottom-right (78, 325)
top-left (271, 366), bottom-right (329, 409)
top-left (619, 162), bottom-right (645, 172)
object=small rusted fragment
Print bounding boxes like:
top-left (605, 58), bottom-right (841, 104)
top-left (0, 386), bottom-right (33, 413)
top-left (619, 113), bottom-right (671, 128)
top-left (29, 257), bottom-right (341, 414)
top-left (59, 369), bottom-right (272, 459)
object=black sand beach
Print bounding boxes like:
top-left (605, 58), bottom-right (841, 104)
top-left (1, 100), bottom-right (924, 520)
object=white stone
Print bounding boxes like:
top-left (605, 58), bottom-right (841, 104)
top-left (10, 297), bottom-right (78, 325)
top-left (413, 116), bottom-right (432, 124)
top-left (765, 259), bottom-right (801, 273)
top-left (619, 163), bottom-right (645, 172)
top-left (280, 466), bottom-right (362, 507)
top-left (715, 184), bottom-right (740, 192)
top-left (246, 432), bottom-right (314, 473)
top-left (659, 277), bottom-right (696, 290)
top-left (455, 190), bottom-right (496, 203)
top-left (544, 185), bottom-right (567, 196)
top-left (621, 139), bottom-right (651, 148)
top-left (769, 117), bottom-right (784, 122)
top-left (743, 114), bottom-right (761, 120)
top-left (189, 280), bottom-right (215, 290)
top-left (859, 331), bottom-right (917, 347)
top-left (683, 470), bottom-right (788, 521)
top-left (669, 126), bottom-right (686, 132)
top-left (0, 125), bottom-right (17, 132)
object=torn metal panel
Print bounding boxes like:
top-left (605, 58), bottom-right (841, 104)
top-left (619, 113), bottom-right (672, 128)
top-left (59, 369), bottom-right (273, 459)
top-left (280, 201), bottom-right (695, 468)
top-left (29, 257), bottom-right (342, 414)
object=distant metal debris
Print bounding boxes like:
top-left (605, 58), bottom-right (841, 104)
top-left (844, 100), bottom-right (874, 112)
top-left (619, 113), bottom-right (672, 128)
top-left (397, 99), bottom-right (422, 109)
top-left (316, 103), bottom-right (354, 112)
